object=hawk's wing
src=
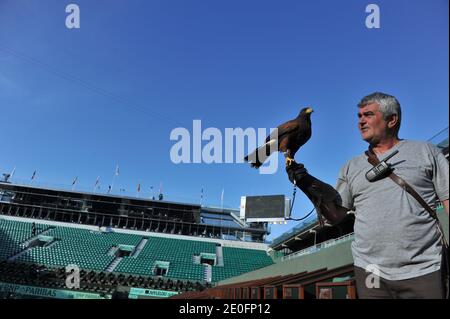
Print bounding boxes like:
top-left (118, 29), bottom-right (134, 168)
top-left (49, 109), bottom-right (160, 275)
top-left (265, 119), bottom-right (300, 144)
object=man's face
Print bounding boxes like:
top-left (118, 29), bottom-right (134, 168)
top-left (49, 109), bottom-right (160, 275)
top-left (357, 103), bottom-right (389, 144)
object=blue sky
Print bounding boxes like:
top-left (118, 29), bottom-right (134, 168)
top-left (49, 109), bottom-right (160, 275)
top-left (0, 0), bottom-right (448, 241)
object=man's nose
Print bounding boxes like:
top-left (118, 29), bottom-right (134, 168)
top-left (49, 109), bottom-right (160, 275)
top-left (358, 117), bottom-right (364, 126)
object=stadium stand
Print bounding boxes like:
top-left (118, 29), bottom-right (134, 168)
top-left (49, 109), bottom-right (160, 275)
top-left (0, 215), bottom-right (273, 298)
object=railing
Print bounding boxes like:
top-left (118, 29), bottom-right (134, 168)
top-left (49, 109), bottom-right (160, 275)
top-left (281, 232), bottom-right (355, 262)
top-left (270, 214), bottom-right (318, 248)
top-left (427, 127), bottom-right (448, 145)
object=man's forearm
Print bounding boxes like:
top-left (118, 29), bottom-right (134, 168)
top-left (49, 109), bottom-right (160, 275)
top-left (294, 174), bottom-right (349, 225)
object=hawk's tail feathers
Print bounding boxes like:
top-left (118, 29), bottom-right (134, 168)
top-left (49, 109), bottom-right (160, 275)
top-left (244, 139), bottom-right (277, 169)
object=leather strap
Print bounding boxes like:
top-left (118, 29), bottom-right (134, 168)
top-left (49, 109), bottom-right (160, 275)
top-left (365, 147), bottom-right (448, 248)
top-left (365, 149), bottom-right (438, 219)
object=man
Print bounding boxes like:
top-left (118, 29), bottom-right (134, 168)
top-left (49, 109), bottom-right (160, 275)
top-left (286, 92), bottom-right (449, 299)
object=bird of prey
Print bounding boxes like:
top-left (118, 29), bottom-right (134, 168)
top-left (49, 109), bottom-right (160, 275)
top-left (244, 107), bottom-right (313, 168)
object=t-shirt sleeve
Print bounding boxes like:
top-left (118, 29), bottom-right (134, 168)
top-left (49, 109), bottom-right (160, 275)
top-left (335, 161), bottom-right (354, 210)
top-left (430, 144), bottom-right (449, 201)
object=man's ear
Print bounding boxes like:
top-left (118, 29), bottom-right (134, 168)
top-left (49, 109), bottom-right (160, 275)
top-left (387, 114), bottom-right (399, 129)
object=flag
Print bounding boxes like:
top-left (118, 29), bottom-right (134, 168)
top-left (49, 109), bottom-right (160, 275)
top-left (31, 170), bottom-right (37, 180)
top-left (10, 166), bottom-right (16, 179)
top-left (200, 187), bottom-right (204, 205)
top-left (115, 165), bottom-right (120, 176)
top-left (137, 183), bottom-right (141, 193)
top-left (220, 188), bottom-right (224, 208)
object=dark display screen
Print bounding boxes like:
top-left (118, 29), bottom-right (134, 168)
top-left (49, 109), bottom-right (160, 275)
top-left (245, 195), bottom-right (285, 219)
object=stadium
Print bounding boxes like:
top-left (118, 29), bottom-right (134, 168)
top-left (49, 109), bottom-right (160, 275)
top-left (0, 1), bottom-right (448, 303)
top-left (0, 133), bottom-right (447, 300)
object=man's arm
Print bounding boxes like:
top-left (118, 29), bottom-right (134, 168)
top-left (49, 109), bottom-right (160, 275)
top-left (286, 163), bottom-right (349, 225)
top-left (443, 199), bottom-right (449, 215)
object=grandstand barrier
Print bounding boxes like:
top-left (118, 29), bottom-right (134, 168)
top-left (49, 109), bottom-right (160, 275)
top-left (128, 287), bottom-right (180, 299)
top-left (281, 264), bottom-right (354, 299)
top-left (216, 276), bottom-right (282, 300)
top-left (0, 282), bottom-right (110, 299)
top-left (316, 280), bottom-right (357, 299)
top-left (172, 265), bottom-right (354, 299)
top-left (262, 269), bottom-right (325, 299)
top-left (282, 232), bottom-right (355, 262)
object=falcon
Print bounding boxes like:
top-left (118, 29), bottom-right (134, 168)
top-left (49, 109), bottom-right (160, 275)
top-left (244, 107), bottom-right (313, 168)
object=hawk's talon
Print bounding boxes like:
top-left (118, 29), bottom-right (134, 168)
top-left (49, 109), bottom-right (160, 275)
top-left (285, 157), bottom-right (295, 166)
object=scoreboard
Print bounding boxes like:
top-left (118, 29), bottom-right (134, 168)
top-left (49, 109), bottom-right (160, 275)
top-left (240, 195), bottom-right (291, 222)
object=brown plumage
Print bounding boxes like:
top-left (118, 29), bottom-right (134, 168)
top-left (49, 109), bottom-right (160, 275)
top-left (244, 107), bottom-right (313, 168)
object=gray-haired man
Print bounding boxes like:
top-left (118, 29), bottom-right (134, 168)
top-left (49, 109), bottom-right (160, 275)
top-left (286, 92), bottom-right (449, 299)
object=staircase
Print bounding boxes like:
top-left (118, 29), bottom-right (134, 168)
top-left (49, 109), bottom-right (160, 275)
top-left (8, 227), bottom-right (55, 261)
top-left (192, 255), bottom-right (201, 265)
top-left (105, 257), bottom-right (123, 272)
top-left (131, 238), bottom-right (148, 258)
top-left (21, 226), bottom-right (54, 248)
top-left (204, 264), bottom-right (212, 283)
top-left (215, 245), bottom-right (224, 267)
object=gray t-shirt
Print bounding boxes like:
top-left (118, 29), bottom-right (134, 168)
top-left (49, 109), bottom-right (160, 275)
top-left (336, 140), bottom-right (449, 280)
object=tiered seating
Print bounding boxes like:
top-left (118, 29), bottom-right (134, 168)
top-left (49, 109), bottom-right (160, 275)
top-left (1, 219), bottom-right (273, 284)
top-left (16, 226), bottom-right (141, 271)
top-left (212, 247), bottom-right (273, 282)
top-left (0, 219), bottom-right (46, 260)
top-left (116, 237), bottom-right (216, 281)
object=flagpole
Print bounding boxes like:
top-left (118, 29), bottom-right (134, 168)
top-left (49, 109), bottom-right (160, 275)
top-left (110, 175), bottom-right (116, 194)
top-left (110, 164), bottom-right (119, 194)
top-left (200, 187), bottom-right (204, 206)
top-left (31, 170), bottom-right (37, 183)
top-left (93, 176), bottom-right (100, 193)
top-left (9, 166), bottom-right (16, 182)
top-left (72, 177), bottom-right (78, 191)
top-left (158, 181), bottom-right (163, 200)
